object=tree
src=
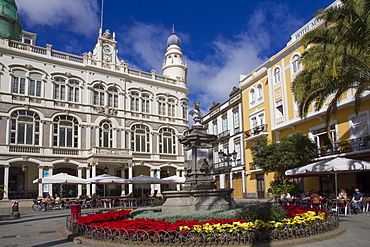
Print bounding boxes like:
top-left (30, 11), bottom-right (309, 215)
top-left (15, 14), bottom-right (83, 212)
top-left (251, 132), bottom-right (318, 181)
top-left (292, 0), bottom-right (370, 136)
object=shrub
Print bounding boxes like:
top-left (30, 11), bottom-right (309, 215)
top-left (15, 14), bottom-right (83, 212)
top-left (132, 208), bottom-right (238, 223)
top-left (235, 202), bottom-right (287, 222)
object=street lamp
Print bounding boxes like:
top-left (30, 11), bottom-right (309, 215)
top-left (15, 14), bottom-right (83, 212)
top-left (218, 149), bottom-right (237, 189)
top-left (22, 165), bottom-right (27, 172)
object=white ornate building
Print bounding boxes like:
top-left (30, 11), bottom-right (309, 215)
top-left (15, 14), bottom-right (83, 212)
top-left (0, 0), bottom-right (189, 199)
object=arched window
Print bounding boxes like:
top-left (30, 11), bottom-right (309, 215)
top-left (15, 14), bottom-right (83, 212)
top-left (182, 101), bottom-right (188, 119)
top-left (168, 98), bottom-right (176, 117)
top-left (257, 84), bottom-right (263, 100)
top-left (92, 85), bottom-right (105, 106)
top-left (53, 77), bottom-right (66, 100)
top-left (131, 124), bottom-right (150, 152)
top-left (68, 79), bottom-right (79, 103)
top-left (108, 87), bottom-right (118, 108)
top-left (29, 73), bottom-right (42, 97)
top-left (130, 91), bottom-right (139, 111)
top-left (159, 127), bottom-right (176, 154)
top-left (99, 120), bottom-right (113, 148)
top-left (250, 88), bottom-right (255, 106)
top-left (273, 67), bottom-right (281, 84)
top-left (291, 54), bottom-right (301, 74)
top-left (158, 96), bottom-right (166, 115)
top-left (141, 93), bottom-right (150, 113)
top-left (12, 70), bottom-right (26, 94)
top-left (53, 115), bottom-right (78, 148)
top-left (10, 110), bottom-right (40, 145)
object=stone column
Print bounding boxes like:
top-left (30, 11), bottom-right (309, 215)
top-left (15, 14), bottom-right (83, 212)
top-left (77, 167), bottom-right (83, 196)
top-left (2, 164), bottom-right (10, 199)
top-left (37, 165), bottom-right (43, 198)
top-left (86, 166), bottom-right (91, 196)
top-left (241, 169), bottom-right (246, 194)
top-left (120, 167), bottom-right (126, 196)
top-left (176, 169), bottom-right (181, 191)
top-left (220, 174), bottom-right (226, 189)
top-left (48, 166), bottom-right (53, 195)
top-left (150, 169), bottom-right (157, 196)
top-left (91, 162), bottom-right (97, 195)
top-left (128, 163), bottom-right (133, 194)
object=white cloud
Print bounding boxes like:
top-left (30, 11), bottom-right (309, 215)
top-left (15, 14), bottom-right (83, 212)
top-left (16, 0), bottom-right (100, 36)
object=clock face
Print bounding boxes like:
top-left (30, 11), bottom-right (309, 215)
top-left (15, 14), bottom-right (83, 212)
top-left (103, 45), bottom-right (111, 53)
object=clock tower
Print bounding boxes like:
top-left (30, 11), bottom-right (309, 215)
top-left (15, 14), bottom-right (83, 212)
top-left (87, 29), bottom-right (125, 68)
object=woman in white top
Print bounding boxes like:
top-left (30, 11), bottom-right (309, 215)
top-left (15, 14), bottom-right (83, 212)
top-left (280, 189), bottom-right (291, 202)
top-left (337, 189), bottom-right (347, 200)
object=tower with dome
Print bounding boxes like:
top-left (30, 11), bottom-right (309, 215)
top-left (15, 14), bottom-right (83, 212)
top-left (0, 0), bottom-right (189, 200)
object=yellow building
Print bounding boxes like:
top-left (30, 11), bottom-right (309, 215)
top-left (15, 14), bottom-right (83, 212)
top-left (239, 0), bottom-right (370, 199)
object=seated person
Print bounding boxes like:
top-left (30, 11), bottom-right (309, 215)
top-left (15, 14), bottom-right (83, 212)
top-left (337, 189), bottom-right (347, 200)
top-left (280, 189), bottom-right (291, 202)
top-left (352, 188), bottom-right (364, 214)
top-left (42, 194), bottom-right (52, 211)
top-left (54, 194), bottom-right (61, 208)
top-left (299, 191), bottom-right (311, 206)
top-left (310, 190), bottom-right (320, 200)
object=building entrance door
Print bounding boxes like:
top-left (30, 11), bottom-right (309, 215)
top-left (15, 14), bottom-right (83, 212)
top-left (256, 174), bottom-right (265, 199)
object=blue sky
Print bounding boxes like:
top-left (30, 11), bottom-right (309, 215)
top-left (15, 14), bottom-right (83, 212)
top-left (16, 0), bottom-right (334, 113)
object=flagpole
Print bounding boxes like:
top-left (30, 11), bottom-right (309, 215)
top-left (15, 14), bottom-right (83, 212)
top-left (100, 0), bottom-right (104, 35)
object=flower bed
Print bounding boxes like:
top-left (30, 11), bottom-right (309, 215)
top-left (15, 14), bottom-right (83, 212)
top-left (68, 205), bottom-right (339, 245)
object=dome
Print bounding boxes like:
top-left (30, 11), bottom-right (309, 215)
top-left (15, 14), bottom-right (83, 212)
top-left (167, 33), bottom-right (181, 47)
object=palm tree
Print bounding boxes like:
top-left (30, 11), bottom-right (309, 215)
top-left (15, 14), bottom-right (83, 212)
top-left (292, 0), bottom-right (370, 138)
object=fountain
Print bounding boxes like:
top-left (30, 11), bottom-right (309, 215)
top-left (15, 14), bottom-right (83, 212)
top-left (162, 101), bottom-right (235, 213)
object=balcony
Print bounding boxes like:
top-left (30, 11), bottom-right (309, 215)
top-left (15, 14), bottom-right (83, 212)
top-left (218, 130), bottom-right (230, 140)
top-left (244, 124), bottom-right (268, 139)
top-left (318, 136), bottom-right (370, 156)
top-left (213, 161), bottom-right (231, 171)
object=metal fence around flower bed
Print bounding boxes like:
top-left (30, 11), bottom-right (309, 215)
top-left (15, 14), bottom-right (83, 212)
top-left (66, 211), bottom-right (339, 245)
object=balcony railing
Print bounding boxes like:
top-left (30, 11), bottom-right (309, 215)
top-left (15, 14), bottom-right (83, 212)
top-left (218, 130), bottom-right (230, 140)
top-left (318, 136), bottom-right (370, 156)
top-left (244, 124), bottom-right (268, 139)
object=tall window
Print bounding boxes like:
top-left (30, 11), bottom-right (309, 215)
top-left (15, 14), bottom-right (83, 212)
top-left (222, 116), bottom-right (228, 132)
top-left (257, 84), bottom-right (263, 101)
top-left (350, 113), bottom-right (369, 139)
top-left (99, 120), bottom-right (113, 148)
top-left (68, 80), bottom-right (79, 103)
top-left (159, 128), bottom-right (176, 154)
top-left (273, 67), bottom-right (281, 84)
top-left (250, 88), bottom-right (255, 106)
top-left (10, 110), bottom-right (40, 145)
top-left (291, 54), bottom-right (301, 73)
top-left (131, 124), bottom-right (150, 152)
top-left (213, 121), bottom-right (218, 134)
top-left (93, 85), bottom-right (105, 106)
top-left (12, 70), bottom-right (26, 94)
top-left (158, 97), bottom-right (166, 115)
top-left (108, 87), bottom-right (118, 108)
top-left (275, 100), bottom-right (284, 118)
top-left (168, 98), bottom-right (176, 117)
top-left (53, 115), bottom-right (78, 148)
top-left (251, 113), bottom-right (265, 129)
top-left (182, 101), bottom-right (188, 119)
top-left (233, 110), bottom-right (240, 133)
top-left (141, 93), bottom-right (150, 113)
top-left (29, 73), bottom-right (42, 97)
top-left (53, 77), bottom-right (66, 100)
top-left (130, 91), bottom-right (139, 111)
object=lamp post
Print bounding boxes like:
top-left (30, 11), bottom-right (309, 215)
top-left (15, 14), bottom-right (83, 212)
top-left (103, 166), bottom-right (109, 174)
top-left (218, 149), bottom-right (237, 189)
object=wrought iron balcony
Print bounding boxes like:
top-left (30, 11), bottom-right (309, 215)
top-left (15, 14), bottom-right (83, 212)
top-left (318, 136), bottom-right (370, 156)
top-left (244, 124), bottom-right (268, 139)
top-left (218, 130), bottom-right (230, 140)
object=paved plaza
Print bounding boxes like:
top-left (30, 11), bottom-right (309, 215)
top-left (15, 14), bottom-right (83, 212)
top-left (0, 200), bottom-right (369, 246)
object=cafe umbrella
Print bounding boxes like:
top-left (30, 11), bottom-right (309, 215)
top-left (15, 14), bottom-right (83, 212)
top-left (87, 174), bottom-right (131, 198)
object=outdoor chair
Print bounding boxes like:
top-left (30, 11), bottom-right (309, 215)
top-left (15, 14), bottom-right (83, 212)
top-left (310, 198), bottom-right (322, 209)
top-left (335, 199), bottom-right (351, 215)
